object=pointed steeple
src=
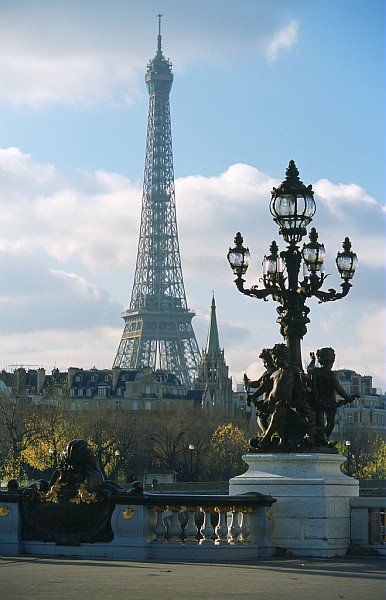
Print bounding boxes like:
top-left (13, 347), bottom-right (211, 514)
top-left (196, 294), bottom-right (233, 413)
top-left (205, 294), bottom-right (221, 354)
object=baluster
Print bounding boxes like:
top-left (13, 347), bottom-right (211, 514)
top-left (228, 507), bottom-right (241, 543)
top-left (153, 506), bottom-right (167, 542)
top-left (240, 508), bottom-right (252, 543)
top-left (184, 506), bottom-right (199, 543)
top-left (168, 506), bottom-right (182, 542)
top-left (214, 507), bottom-right (228, 545)
top-left (199, 507), bottom-right (214, 544)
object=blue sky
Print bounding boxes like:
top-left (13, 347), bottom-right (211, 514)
top-left (0, 0), bottom-right (384, 388)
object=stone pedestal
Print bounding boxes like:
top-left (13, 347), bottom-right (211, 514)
top-left (229, 453), bottom-right (359, 558)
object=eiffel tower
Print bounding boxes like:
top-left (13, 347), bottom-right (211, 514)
top-left (113, 16), bottom-right (201, 387)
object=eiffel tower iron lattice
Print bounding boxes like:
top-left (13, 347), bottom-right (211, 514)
top-left (113, 18), bottom-right (201, 387)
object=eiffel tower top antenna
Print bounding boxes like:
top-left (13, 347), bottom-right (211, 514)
top-left (156, 13), bottom-right (163, 52)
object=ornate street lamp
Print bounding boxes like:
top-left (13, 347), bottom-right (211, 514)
top-left (188, 444), bottom-right (195, 482)
top-left (227, 160), bottom-right (358, 368)
top-left (345, 440), bottom-right (352, 476)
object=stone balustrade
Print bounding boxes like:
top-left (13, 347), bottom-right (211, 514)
top-left (350, 497), bottom-right (386, 554)
top-left (0, 489), bottom-right (276, 561)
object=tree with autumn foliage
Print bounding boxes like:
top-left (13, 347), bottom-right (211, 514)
top-left (76, 405), bottom-right (143, 481)
top-left (21, 401), bottom-right (78, 475)
top-left (337, 429), bottom-right (386, 479)
top-left (204, 423), bottom-right (248, 480)
top-left (0, 392), bottom-right (40, 481)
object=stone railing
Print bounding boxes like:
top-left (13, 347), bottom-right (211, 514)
top-left (350, 497), bottom-right (386, 554)
top-left (0, 489), bottom-right (276, 561)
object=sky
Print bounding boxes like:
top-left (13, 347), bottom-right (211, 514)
top-left (0, 0), bottom-right (384, 390)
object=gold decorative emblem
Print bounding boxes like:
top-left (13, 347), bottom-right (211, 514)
top-left (121, 508), bottom-right (135, 520)
top-left (69, 482), bottom-right (97, 504)
top-left (0, 505), bottom-right (10, 517)
top-left (198, 505), bottom-right (254, 514)
top-left (200, 506), bottom-right (216, 513)
top-left (41, 481), bottom-right (64, 503)
top-left (167, 505), bottom-right (181, 512)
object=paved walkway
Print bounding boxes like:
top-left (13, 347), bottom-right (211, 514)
top-left (0, 555), bottom-right (385, 600)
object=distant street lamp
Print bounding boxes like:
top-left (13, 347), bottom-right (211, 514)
top-left (188, 444), bottom-right (195, 482)
top-left (345, 440), bottom-right (352, 476)
top-left (48, 448), bottom-right (55, 470)
top-left (114, 449), bottom-right (121, 481)
top-left (227, 160), bottom-right (358, 368)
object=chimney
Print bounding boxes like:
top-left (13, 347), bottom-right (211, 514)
top-left (67, 367), bottom-right (78, 387)
top-left (14, 368), bottom-right (26, 394)
top-left (112, 367), bottom-right (121, 388)
top-left (37, 368), bottom-right (46, 394)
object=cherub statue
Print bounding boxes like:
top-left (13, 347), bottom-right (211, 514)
top-left (243, 348), bottom-right (275, 435)
top-left (257, 344), bottom-right (315, 448)
top-left (307, 347), bottom-right (358, 444)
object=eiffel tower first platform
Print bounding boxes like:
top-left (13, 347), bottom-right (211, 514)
top-left (113, 17), bottom-right (201, 387)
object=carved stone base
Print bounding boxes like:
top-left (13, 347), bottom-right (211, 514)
top-left (229, 453), bottom-right (359, 558)
top-left (21, 491), bottom-right (115, 544)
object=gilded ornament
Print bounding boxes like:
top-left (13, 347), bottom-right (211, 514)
top-left (121, 508), bottom-right (135, 520)
top-left (200, 506), bottom-right (217, 513)
top-left (69, 482), bottom-right (97, 504)
top-left (229, 506), bottom-right (246, 514)
top-left (167, 505), bottom-right (181, 512)
top-left (214, 506), bottom-right (229, 513)
top-left (0, 505), bottom-right (10, 517)
top-left (42, 481), bottom-right (64, 503)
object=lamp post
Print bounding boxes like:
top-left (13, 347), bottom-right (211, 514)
top-left (188, 444), bottom-right (195, 482)
top-left (227, 160), bottom-right (358, 368)
top-left (114, 449), bottom-right (121, 482)
top-left (345, 440), bottom-right (352, 476)
top-left (48, 448), bottom-right (55, 471)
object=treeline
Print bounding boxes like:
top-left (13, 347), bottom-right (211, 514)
top-left (1, 394), bottom-right (385, 485)
top-left (337, 429), bottom-right (386, 479)
top-left (0, 394), bottom-right (250, 484)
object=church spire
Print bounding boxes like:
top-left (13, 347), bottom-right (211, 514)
top-left (205, 294), bottom-right (221, 354)
top-left (196, 294), bottom-right (233, 413)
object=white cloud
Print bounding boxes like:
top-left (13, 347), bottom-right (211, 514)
top-left (228, 304), bottom-right (386, 393)
top-left (266, 20), bottom-right (300, 63)
top-left (0, 54), bottom-right (141, 108)
top-left (314, 179), bottom-right (377, 211)
top-left (0, 146), bottom-right (384, 388)
top-left (0, 147), bottom-right (140, 271)
top-left (355, 308), bottom-right (386, 385)
top-left (313, 179), bottom-right (385, 270)
top-left (0, 249), bottom-right (121, 334)
top-left (0, 327), bottom-right (121, 372)
top-left (0, 3), bottom-right (301, 107)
